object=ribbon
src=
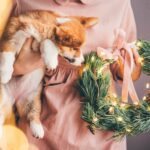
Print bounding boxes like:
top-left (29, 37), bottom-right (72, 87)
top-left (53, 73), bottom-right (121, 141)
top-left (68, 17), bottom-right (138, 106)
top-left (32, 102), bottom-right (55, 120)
top-left (97, 29), bottom-right (140, 104)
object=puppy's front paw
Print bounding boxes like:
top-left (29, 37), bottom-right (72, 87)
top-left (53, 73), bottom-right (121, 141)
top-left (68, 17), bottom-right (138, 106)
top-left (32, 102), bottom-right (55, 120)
top-left (30, 121), bottom-right (44, 139)
top-left (46, 58), bottom-right (58, 70)
top-left (0, 52), bottom-right (15, 84)
top-left (0, 70), bottom-right (13, 84)
top-left (40, 39), bottom-right (59, 70)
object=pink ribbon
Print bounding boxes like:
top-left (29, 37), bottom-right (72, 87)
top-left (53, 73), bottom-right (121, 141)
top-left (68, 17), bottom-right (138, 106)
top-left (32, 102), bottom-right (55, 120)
top-left (97, 29), bottom-right (140, 104)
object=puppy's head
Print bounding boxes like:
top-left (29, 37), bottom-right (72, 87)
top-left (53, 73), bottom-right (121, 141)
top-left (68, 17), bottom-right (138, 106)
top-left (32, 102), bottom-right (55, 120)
top-left (52, 16), bottom-right (99, 65)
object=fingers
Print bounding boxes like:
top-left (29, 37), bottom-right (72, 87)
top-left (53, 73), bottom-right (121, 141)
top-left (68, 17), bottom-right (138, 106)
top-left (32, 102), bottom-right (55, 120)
top-left (120, 48), bottom-right (126, 59)
top-left (22, 37), bottom-right (34, 51)
top-left (132, 49), bottom-right (142, 71)
top-left (110, 61), bottom-right (122, 81)
top-left (132, 49), bottom-right (141, 65)
top-left (111, 46), bottom-right (141, 81)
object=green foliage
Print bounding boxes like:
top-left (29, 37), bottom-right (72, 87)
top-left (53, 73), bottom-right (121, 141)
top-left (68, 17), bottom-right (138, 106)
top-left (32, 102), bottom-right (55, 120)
top-left (78, 52), bottom-right (150, 140)
top-left (136, 40), bottom-right (150, 75)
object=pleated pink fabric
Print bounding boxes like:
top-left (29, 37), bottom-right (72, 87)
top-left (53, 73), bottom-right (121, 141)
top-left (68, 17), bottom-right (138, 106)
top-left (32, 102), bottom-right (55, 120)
top-left (18, 57), bottom-right (127, 150)
top-left (12, 0), bottom-right (137, 149)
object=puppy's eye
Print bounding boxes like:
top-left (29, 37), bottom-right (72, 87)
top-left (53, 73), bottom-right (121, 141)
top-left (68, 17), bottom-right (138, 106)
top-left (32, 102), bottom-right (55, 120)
top-left (55, 36), bottom-right (62, 41)
top-left (64, 36), bottom-right (70, 41)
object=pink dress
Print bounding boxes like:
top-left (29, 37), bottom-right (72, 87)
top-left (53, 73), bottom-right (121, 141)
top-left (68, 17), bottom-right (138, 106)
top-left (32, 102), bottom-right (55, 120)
top-left (13, 0), bottom-right (137, 149)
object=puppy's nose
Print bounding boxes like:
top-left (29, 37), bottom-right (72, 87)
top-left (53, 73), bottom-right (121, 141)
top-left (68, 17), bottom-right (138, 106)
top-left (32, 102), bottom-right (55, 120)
top-left (69, 58), bottom-right (75, 63)
top-left (64, 57), bottom-right (75, 63)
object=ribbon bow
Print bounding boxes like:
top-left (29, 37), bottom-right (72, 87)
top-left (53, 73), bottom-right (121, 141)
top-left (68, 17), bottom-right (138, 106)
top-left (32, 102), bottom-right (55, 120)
top-left (97, 29), bottom-right (140, 104)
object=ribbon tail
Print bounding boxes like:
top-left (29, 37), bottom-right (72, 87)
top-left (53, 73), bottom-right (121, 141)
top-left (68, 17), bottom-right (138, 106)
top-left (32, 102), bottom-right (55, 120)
top-left (128, 77), bottom-right (139, 103)
top-left (121, 55), bottom-right (130, 103)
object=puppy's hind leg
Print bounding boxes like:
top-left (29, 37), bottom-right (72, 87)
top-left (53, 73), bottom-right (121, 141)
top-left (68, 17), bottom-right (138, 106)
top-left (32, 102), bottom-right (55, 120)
top-left (0, 30), bottom-right (31, 84)
top-left (27, 84), bottom-right (44, 139)
top-left (0, 84), bottom-right (14, 138)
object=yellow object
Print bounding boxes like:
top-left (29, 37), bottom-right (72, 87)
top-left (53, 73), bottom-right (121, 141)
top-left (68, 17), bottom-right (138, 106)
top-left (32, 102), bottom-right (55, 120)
top-left (0, 2), bottom-right (29, 149)
top-left (117, 116), bottom-right (123, 122)
top-left (4, 108), bottom-right (16, 126)
top-left (0, 125), bottom-right (29, 150)
top-left (109, 106), bottom-right (114, 114)
top-left (0, 0), bottom-right (13, 37)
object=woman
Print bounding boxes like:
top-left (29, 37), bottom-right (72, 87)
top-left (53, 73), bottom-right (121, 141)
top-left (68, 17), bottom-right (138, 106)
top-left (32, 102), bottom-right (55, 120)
top-left (7, 0), bottom-right (141, 149)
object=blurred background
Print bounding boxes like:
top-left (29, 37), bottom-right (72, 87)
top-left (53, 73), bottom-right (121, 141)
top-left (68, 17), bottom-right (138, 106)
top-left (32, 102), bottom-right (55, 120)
top-left (121, 0), bottom-right (150, 149)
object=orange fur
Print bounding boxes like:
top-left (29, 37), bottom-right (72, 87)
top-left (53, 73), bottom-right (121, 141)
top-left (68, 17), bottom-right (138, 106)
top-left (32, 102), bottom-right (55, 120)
top-left (0, 10), bottom-right (99, 139)
top-left (0, 10), bottom-right (98, 52)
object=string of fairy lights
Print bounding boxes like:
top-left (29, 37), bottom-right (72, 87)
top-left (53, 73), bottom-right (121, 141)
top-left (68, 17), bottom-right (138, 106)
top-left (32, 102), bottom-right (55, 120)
top-left (78, 40), bottom-right (150, 139)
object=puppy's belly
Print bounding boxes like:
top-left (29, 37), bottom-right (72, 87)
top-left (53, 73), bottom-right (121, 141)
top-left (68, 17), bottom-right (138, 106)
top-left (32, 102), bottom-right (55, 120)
top-left (8, 68), bottom-right (44, 103)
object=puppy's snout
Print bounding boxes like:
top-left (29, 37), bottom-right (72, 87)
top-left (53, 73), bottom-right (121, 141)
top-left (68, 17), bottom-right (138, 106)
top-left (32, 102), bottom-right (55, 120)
top-left (64, 57), bottom-right (75, 63)
top-left (70, 58), bottom-right (76, 63)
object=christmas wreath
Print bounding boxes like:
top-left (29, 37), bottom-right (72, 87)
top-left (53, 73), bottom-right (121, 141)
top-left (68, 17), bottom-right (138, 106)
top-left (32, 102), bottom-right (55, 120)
top-left (78, 37), bottom-right (150, 140)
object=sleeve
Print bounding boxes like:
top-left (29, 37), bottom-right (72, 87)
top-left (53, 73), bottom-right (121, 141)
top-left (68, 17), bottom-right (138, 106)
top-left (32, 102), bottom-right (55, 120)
top-left (110, 0), bottom-right (138, 82)
top-left (120, 0), bottom-right (137, 42)
top-left (12, 0), bottom-right (21, 16)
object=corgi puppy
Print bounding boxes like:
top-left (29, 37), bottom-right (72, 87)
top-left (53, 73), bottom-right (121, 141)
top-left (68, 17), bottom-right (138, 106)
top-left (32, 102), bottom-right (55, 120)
top-left (0, 10), bottom-right (99, 139)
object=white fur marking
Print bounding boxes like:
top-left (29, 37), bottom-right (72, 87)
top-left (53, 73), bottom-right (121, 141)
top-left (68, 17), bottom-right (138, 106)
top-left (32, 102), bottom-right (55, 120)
top-left (40, 39), bottom-right (59, 69)
top-left (30, 121), bottom-right (44, 139)
top-left (0, 52), bottom-right (15, 84)
top-left (0, 85), bottom-right (13, 109)
top-left (61, 49), bottom-right (84, 66)
top-left (26, 25), bottom-right (41, 42)
top-left (12, 30), bottom-right (31, 54)
top-left (73, 51), bottom-right (84, 66)
top-left (56, 17), bottom-right (72, 24)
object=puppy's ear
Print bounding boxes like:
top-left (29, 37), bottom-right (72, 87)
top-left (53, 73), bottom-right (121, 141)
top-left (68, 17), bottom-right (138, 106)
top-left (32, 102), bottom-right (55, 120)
top-left (74, 16), bottom-right (99, 28)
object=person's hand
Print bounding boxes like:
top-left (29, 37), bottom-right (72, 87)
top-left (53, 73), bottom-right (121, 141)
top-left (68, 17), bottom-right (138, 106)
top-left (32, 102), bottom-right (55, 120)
top-left (110, 48), bottom-right (141, 81)
top-left (13, 38), bottom-right (45, 76)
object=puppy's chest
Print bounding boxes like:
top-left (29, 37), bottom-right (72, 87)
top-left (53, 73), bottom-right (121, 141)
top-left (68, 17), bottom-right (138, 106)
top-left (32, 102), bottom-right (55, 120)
top-left (31, 21), bottom-right (55, 40)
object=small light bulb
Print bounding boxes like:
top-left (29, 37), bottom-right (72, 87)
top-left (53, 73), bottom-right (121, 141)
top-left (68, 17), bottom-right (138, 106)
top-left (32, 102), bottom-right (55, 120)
top-left (100, 51), bottom-right (105, 56)
top-left (109, 107), bottom-right (114, 114)
top-left (93, 117), bottom-right (98, 122)
top-left (146, 83), bottom-right (150, 89)
top-left (138, 57), bottom-right (144, 65)
top-left (120, 103), bottom-right (126, 108)
top-left (143, 96), bottom-right (147, 101)
top-left (83, 64), bottom-right (89, 72)
top-left (147, 107), bottom-right (150, 111)
top-left (112, 93), bottom-right (117, 98)
top-left (134, 102), bottom-right (140, 106)
top-left (91, 56), bottom-right (95, 62)
top-left (126, 128), bottom-right (131, 133)
top-left (97, 68), bottom-right (102, 74)
top-left (112, 101), bottom-right (117, 106)
top-left (117, 116), bottom-right (123, 122)
top-left (136, 41), bottom-right (143, 48)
